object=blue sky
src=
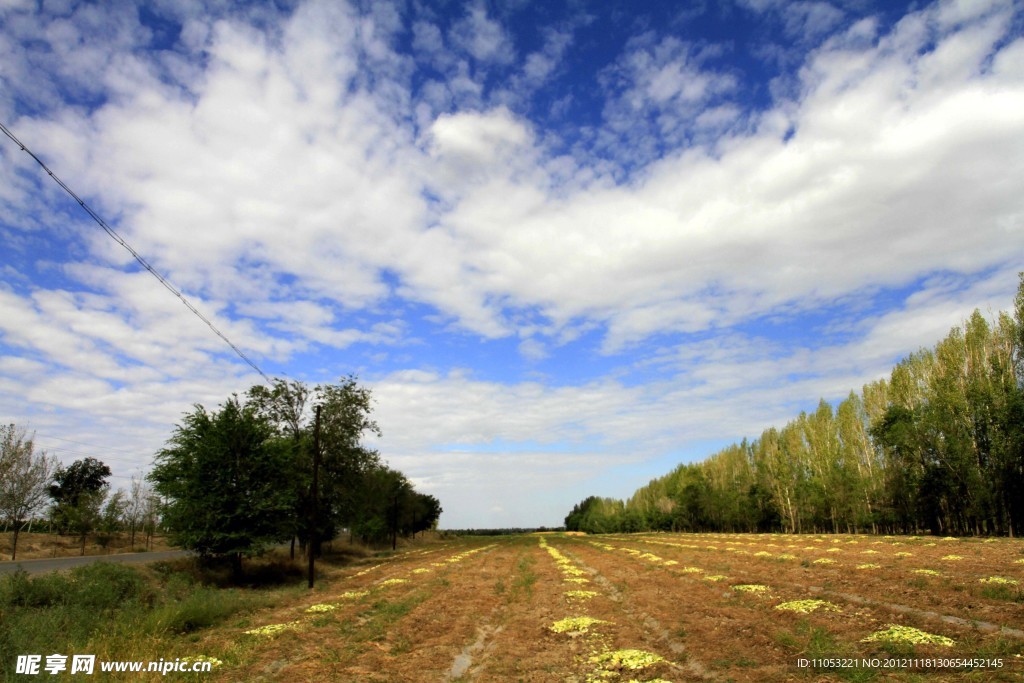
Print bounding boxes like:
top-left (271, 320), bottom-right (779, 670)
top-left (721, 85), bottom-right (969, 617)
top-left (1, 0), bottom-right (1022, 529)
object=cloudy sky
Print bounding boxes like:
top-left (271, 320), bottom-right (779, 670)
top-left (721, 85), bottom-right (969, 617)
top-left (1, 0), bottom-right (1022, 529)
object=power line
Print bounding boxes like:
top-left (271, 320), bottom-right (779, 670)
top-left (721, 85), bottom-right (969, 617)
top-left (40, 445), bottom-right (146, 467)
top-left (0, 120), bottom-right (272, 385)
top-left (30, 432), bottom-right (141, 455)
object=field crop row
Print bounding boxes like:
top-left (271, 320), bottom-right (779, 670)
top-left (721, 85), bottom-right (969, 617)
top-left (183, 533), bottom-right (1022, 682)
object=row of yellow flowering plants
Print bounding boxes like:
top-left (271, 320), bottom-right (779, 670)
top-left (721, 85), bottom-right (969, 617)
top-left (583, 535), bottom-right (967, 657)
top-left (541, 537), bottom-right (673, 682)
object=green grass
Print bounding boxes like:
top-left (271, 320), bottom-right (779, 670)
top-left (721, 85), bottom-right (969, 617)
top-left (144, 586), bottom-right (261, 634)
top-left (978, 584), bottom-right (1023, 602)
top-left (0, 556), bottom-right (301, 682)
top-left (350, 592), bottom-right (430, 643)
top-left (507, 553), bottom-right (537, 602)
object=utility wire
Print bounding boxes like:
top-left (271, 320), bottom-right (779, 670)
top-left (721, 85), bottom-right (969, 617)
top-left (31, 432), bottom-right (140, 455)
top-left (0, 120), bottom-right (272, 384)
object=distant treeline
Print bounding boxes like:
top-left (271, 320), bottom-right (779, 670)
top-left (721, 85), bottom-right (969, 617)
top-left (442, 527), bottom-right (561, 536)
top-left (566, 275), bottom-right (1024, 537)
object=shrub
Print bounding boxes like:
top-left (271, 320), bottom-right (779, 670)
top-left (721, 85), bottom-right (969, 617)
top-left (0, 569), bottom-right (70, 608)
top-left (67, 562), bottom-right (148, 609)
top-left (145, 587), bottom-right (251, 634)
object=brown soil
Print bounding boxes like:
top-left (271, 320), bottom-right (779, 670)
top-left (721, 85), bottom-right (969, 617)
top-left (0, 530), bottom-right (173, 561)
top-left (180, 533), bottom-right (1023, 682)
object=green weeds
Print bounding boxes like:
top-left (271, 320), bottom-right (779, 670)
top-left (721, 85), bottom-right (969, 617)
top-left (0, 556), bottom-right (296, 681)
top-left (509, 554), bottom-right (537, 601)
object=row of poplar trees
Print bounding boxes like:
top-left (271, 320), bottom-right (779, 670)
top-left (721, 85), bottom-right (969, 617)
top-left (567, 275), bottom-right (1024, 537)
top-left (149, 376), bottom-right (441, 575)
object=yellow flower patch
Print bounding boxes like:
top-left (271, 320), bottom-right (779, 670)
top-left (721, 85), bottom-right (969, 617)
top-left (856, 564), bottom-right (881, 570)
top-left (895, 552), bottom-right (913, 557)
top-left (591, 649), bottom-right (665, 670)
top-left (862, 624), bottom-right (954, 647)
top-left (678, 566), bottom-right (703, 573)
top-left (564, 590), bottom-right (599, 600)
top-left (305, 603), bottom-right (338, 613)
top-left (812, 558), bottom-right (837, 565)
top-left (912, 569), bottom-right (941, 576)
top-left (775, 599), bottom-right (841, 614)
top-left (244, 621), bottom-right (301, 637)
top-left (179, 656), bottom-right (222, 669)
top-left (703, 575), bottom-right (727, 582)
top-left (338, 590), bottom-right (369, 599)
top-left (347, 563), bottom-right (382, 579)
top-left (940, 555), bottom-right (963, 561)
top-left (979, 576), bottom-right (1018, 585)
top-left (549, 616), bottom-right (609, 634)
top-left (379, 578), bottom-right (409, 586)
top-left (732, 584), bottom-right (770, 593)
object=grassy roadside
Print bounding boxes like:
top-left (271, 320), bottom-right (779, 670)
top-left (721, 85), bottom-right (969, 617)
top-left (0, 543), bottom-right (415, 681)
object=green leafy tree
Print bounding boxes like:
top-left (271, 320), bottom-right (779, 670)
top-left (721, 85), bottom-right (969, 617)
top-left (566, 276), bottom-right (1024, 537)
top-left (49, 457), bottom-right (111, 554)
top-left (346, 465), bottom-right (440, 546)
top-left (149, 396), bottom-right (295, 578)
top-left (248, 376), bottom-right (384, 557)
top-left (407, 492), bottom-right (443, 537)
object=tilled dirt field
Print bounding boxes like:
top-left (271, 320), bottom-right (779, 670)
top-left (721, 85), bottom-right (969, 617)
top-left (0, 531), bottom-right (173, 560)
top-left (201, 533), bottom-right (1024, 682)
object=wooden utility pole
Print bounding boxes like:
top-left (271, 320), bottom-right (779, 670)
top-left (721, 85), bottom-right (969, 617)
top-left (308, 404), bottom-right (321, 589)
top-left (391, 491), bottom-right (399, 551)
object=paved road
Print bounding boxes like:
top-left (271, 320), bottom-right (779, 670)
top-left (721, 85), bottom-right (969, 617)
top-left (0, 550), bottom-right (191, 575)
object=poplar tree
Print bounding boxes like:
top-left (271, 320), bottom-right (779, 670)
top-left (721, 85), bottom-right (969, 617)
top-left (565, 275), bottom-right (1024, 537)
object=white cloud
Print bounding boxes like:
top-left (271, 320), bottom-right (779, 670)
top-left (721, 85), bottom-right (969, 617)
top-left (593, 34), bottom-right (739, 165)
top-left (522, 27), bottom-right (573, 86)
top-left (448, 1), bottom-right (515, 65)
top-left (738, 0), bottom-right (845, 42)
top-left (427, 106), bottom-right (533, 185)
top-left (2, 0), bottom-right (1023, 527)
top-left (413, 1), bottom-right (1022, 351)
